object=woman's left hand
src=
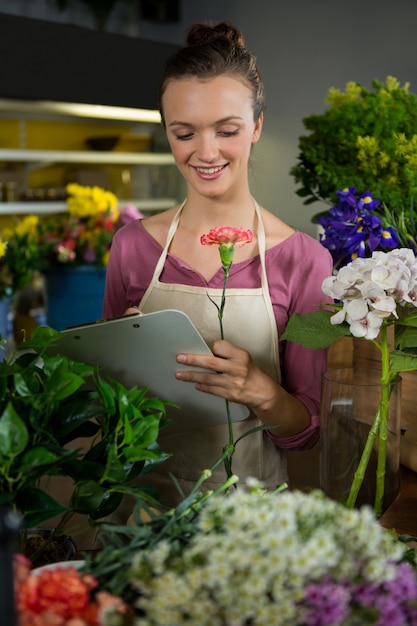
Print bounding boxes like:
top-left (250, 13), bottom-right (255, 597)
top-left (175, 339), bottom-right (275, 412)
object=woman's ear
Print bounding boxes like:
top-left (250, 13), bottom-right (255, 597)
top-left (252, 112), bottom-right (263, 144)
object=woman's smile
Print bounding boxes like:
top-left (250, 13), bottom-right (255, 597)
top-left (192, 164), bottom-right (228, 179)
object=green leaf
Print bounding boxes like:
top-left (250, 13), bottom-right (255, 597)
top-left (18, 487), bottom-right (69, 528)
top-left (45, 368), bottom-right (85, 401)
top-left (70, 480), bottom-right (105, 514)
top-left (124, 444), bottom-right (162, 463)
top-left (88, 491), bottom-right (123, 520)
top-left (390, 350), bottom-right (417, 373)
top-left (17, 325), bottom-right (63, 351)
top-left (103, 444), bottom-right (127, 483)
top-left (129, 414), bottom-right (161, 450)
top-left (20, 446), bottom-right (62, 469)
top-left (0, 402), bottom-right (29, 457)
top-left (281, 309), bottom-right (350, 348)
top-left (96, 381), bottom-right (116, 416)
top-left (394, 321), bottom-right (417, 351)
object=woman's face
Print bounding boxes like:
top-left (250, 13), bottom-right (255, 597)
top-left (162, 75), bottom-right (263, 200)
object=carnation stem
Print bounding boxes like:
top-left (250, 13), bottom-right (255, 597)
top-left (219, 265), bottom-right (235, 480)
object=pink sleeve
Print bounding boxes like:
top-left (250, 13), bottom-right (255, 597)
top-left (266, 234), bottom-right (333, 450)
top-left (268, 415), bottom-right (320, 450)
top-left (102, 221), bottom-right (160, 319)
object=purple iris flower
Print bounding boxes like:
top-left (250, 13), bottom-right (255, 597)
top-left (315, 187), bottom-right (400, 268)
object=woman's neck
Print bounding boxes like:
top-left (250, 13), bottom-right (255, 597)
top-left (179, 193), bottom-right (258, 233)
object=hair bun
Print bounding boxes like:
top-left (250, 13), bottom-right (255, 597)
top-left (186, 22), bottom-right (245, 48)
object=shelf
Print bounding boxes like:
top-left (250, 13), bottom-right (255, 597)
top-left (0, 149), bottom-right (175, 166)
top-left (0, 198), bottom-right (177, 215)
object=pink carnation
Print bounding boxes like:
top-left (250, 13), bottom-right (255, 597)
top-left (200, 226), bottom-right (253, 247)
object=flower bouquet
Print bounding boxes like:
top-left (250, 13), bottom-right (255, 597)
top-left (282, 247), bottom-right (417, 516)
top-left (315, 187), bottom-right (401, 269)
top-left (0, 218), bottom-right (40, 300)
top-left (290, 76), bottom-right (417, 249)
top-left (13, 467), bottom-right (416, 626)
top-left (31, 183), bottom-right (131, 269)
top-left (86, 483), bottom-right (417, 626)
top-left (2, 183), bottom-right (143, 281)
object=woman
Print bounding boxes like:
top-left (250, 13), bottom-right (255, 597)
top-left (103, 21), bottom-right (333, 507)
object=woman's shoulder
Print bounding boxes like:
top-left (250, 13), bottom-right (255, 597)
top-left (262, 208), bottom-right (329, 258)
top-left (269, 230), bottom-right (332, 264)
top-left (113, 205), bottom-right (179, 247)
top-left (140, 205), bottom-right (181, 247)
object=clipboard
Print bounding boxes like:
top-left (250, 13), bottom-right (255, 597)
top-left (50, 309), bottom-right (249, 433)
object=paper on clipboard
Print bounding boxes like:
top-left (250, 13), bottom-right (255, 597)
top-left (50, 309), bottom-right (249, 433)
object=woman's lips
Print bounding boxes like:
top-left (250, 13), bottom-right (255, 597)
top-left (192, 164), bottom-right (227, 179)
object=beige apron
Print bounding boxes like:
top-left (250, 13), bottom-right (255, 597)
top-left (138, 199), bottom-right (287, 506)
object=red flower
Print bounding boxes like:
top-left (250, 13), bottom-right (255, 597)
top-left (17, 566), bottom-right (97, 619)
top-left (200, 226), bottom-right (253, 248)
top-left (13, 555), bottom-right (133, 626)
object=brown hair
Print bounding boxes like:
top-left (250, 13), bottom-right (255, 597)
top-left (159, 21), bottom-right (264, 126)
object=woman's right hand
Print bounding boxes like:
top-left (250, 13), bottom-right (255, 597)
top-left (124, 307), bottom-right (143, 316)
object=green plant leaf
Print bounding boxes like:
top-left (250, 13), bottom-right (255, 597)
top-left (103, 444), bottom-right (127, 483)
top-left (70, 480), bottom-right (105, 513)
top-left (394, 315), bottom-right (417, 350)
top-left (88, 490), bottom-right (123, 520)
top-left (20, 446), bottom-right (62, 468)
top-left (390, 350), bottom-right (417, 373)
top-left (0, 402), bottom-right (29, 457)
top-left (281, 309), bottom-right (350, 348)
top-left (95, 376), bottom-right (116, 413)
top-left (18, 487), bottom-right (69, 528)
top-left (129, 414), bottom-right (161, 450)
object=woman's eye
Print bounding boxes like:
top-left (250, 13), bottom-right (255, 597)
top-left (176, 133), bottom-right (193, 141)
top-left (219, 129), bottom-right (239, 137)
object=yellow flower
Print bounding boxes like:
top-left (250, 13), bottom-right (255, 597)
top-left (14, 215), bottom-right (40, 238)
top-left (66, 183), bottom-right (118, 218)
top-left (0, 239), bottom-right (7, 259)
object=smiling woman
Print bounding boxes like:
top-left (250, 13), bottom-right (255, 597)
top-left (102, 21), bottom-right (333, 512)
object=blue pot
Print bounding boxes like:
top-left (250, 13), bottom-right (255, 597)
top-left (44, 265), bottom-right (106, 331)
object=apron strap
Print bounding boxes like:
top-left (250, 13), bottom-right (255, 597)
top-left (145, 197), bottom-right (280, 381)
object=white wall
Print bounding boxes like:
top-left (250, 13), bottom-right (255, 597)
top-left (2, 0), bottom-right (417, 235)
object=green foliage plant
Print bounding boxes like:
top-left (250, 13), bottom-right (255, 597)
top-left (290, 77), bottom-right (417, 230)
top-left (0, 325), bottom-right (170, 562)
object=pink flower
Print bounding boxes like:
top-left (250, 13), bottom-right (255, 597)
top-left (201, 226), bottom-right (253, 274)
top-left (200, 226), bottom-right (253, 248)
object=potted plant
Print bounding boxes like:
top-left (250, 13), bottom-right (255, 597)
top-left (290, 76), bottom-right (417, 247)
top-left (5, 183), bottom-right (144, 332)
top-left (0, 324), bottom-right (170, 566)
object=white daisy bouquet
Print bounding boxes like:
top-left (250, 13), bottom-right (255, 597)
top-left (126, 484), bottom-right (417, 626)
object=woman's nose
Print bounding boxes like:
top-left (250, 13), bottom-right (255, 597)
top-left (195, 134), bottom-right (219, 162)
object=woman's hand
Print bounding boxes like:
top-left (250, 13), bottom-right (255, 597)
top-left (175, 339), bottom-right (310, 436)
top-left (124, 306), bottom-right (143, 316)
top-left (175, 339), bottom-right (271, 408)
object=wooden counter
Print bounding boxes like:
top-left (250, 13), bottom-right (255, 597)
top-left (380, 465), bottom-right (417, 537)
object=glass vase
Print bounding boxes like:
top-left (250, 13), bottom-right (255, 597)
top-left (319, 367), bottom-right (401, 515)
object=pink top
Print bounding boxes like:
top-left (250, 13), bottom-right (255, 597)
top-left (103, 220), bottom-right (334, 450)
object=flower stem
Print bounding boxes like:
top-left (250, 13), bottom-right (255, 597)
top-left (345, 323), bottom-right (391, 516)
top-left (374, 324), bottom-right (391, 517)
top-left (345, 401), bottom-right (382, 509)
top-left (219, 266), bottom-right (235, 479)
